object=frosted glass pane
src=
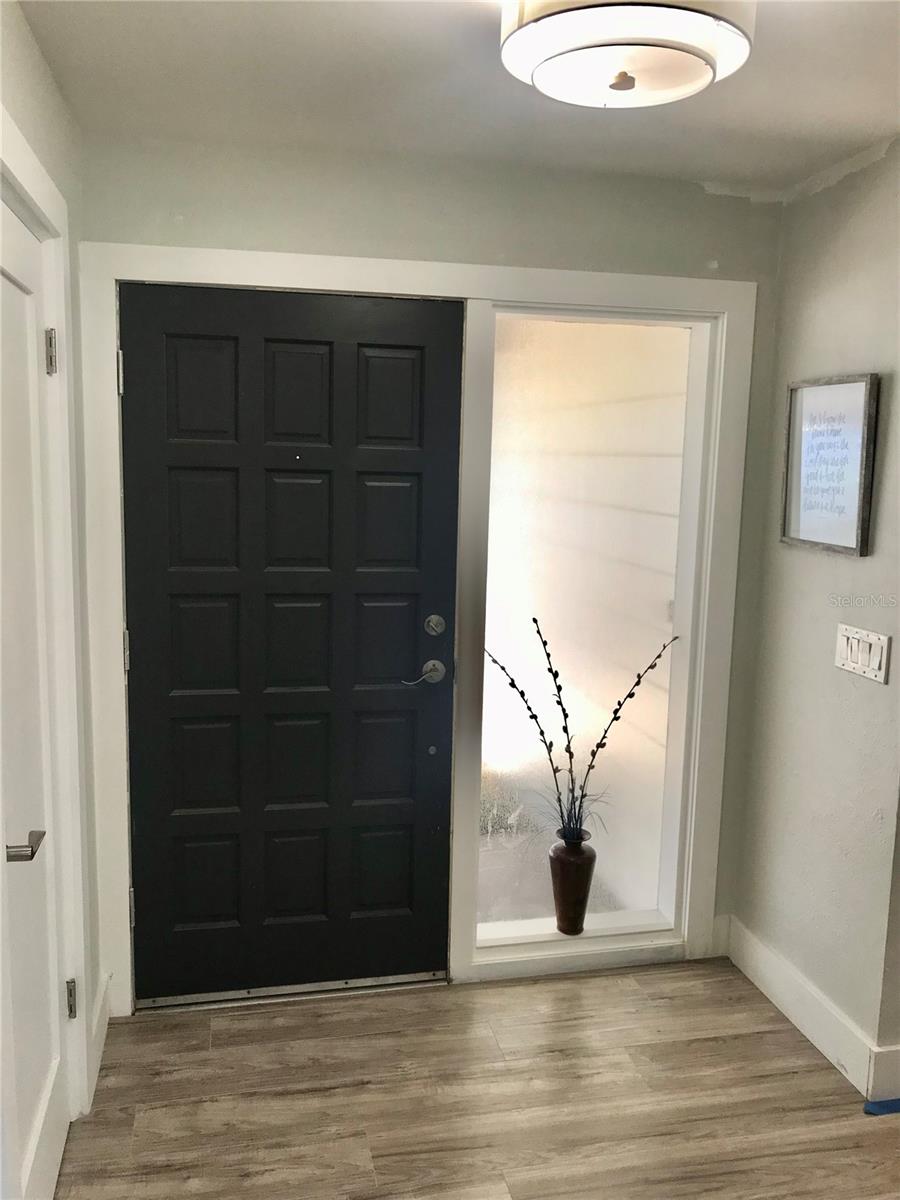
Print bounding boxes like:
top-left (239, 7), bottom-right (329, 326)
top-left (477, 317), bottom-right (689, 927)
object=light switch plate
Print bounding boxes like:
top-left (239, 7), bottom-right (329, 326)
top-left (835, 623), bottom-right (891, 683)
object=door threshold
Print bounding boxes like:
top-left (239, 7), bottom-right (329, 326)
top-left (134, 970), bottom-right (447, 1012)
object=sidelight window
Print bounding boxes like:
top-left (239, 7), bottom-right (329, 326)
top-left (477, 314), bottom-right (690, 944)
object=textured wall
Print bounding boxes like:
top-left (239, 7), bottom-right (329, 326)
top-left (1, 1), bottom-right (82, 211)
top-left (733, 142), bottom-right (899, 1038)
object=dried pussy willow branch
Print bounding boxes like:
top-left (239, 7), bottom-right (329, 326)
top-left (484, 649), bottom-right (565, 830)
top-left (486, 627), bottom-right (678, 839)
top-left (533, 617), bottom-right (577, 811)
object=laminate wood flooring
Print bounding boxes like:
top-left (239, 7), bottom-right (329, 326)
top-left (54, 961), bottom-right (899, 1200)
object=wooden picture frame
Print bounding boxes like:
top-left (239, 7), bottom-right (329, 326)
top-left (780, 373), bottom-right (880, 556)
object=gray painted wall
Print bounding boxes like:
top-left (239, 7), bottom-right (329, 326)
top-left (81, 133), bottom-right (783, 281)
top-left (1, 0), bottom-right (82, 216)
top-left (733, 142), bottom-right (899, 1041)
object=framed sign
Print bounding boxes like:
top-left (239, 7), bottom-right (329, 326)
top-left (781, 374), bottom-right (880, 556)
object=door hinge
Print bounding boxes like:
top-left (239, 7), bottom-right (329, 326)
top-left (123, 628), bottom-right (130, 673)
top-left (117, 348), bottom-right (124, 396)
top-left (65, 978), bottom-right (77, 1019)
top-left (44, 328), bottom-right (58, 376)
top-left (129, 887), bottom-right (136, 929)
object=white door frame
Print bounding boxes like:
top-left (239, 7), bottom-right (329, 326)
top-left (79, 241), bottom-right (756, 1014)
top-left (1, 110), bottom-right (98, 1147)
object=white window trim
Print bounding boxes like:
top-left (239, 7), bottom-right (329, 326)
top-left (78, 242), bottom-right (756, 1013)
top-left (477, 910), bottom-right (673, 949)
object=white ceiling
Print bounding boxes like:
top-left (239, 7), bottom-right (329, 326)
top-left (21, 0), bottom-right (900, 191)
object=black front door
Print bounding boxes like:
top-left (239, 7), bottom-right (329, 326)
top-left (120, 283), bottom-right (463, 1003)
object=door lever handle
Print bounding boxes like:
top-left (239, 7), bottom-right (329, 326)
top-left (6, 829), bottom-right (46, 863)
top-left (402, 660), bottom-right (446, 686)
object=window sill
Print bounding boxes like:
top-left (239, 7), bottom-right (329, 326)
top-left (476, 908), bottom-right (673, 950)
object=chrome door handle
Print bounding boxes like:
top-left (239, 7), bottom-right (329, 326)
top-left (402, 660), bottom-right (446, 686)
top-left (6, 830), bottom-right (46, 863)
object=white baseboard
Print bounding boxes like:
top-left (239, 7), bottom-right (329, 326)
top-left (728, 917), bottom-right (874, 1097)
top-left (86, 972), bottom-right (111, 1106)
top-left (107, 969), bottom-right (133, 1018)
top-left (20, 1056), bottom-right (68, 1200)
top-left (868, 1043), bottom-right (900, 1103)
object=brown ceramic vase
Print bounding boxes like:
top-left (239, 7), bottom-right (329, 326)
top-left (549, 830), bottom-right (596, 935)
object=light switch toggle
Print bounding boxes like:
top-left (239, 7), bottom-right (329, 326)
top-left (835, 624), bottom-right (890, 684)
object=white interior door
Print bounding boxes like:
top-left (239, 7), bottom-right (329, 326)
top-left (1, 202), bottom-right (70, 1200)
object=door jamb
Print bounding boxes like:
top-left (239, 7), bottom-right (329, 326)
top-left (78, 241), bottom-right (757, 1014)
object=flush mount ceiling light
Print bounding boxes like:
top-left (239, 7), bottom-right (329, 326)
top-left (501, 0), bottom-right (756, 108)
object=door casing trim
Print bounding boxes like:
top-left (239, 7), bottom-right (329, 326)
top-left (1, 108), bottom-right (100, 1175)
top-left (79, 240), bottom-right (757, 1014)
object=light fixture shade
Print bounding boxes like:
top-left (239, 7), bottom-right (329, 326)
top-left (501, 1), bottom-right (756, 108)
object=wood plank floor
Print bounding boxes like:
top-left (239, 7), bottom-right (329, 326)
top-left (55, 960), bottom-right (899, 1199)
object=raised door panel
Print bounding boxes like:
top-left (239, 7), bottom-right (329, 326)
top-left (166, 335), bottom-right (238, 442)
top-left (170, 718), bottom-right (241, 814)
top-left (356, 474), bottom-right (421, 570)
top-left (357, 346), bottom-right (423, 447)
top-left (353, 713), bottom-right (416, 804)
top-left (264, 597), bottom-right (331, 690)
top-left (265, 340), bottom-right (332, 445)
top-left (264, 716), bottom-right (330, 810)
top-left (170, 596), bottom-right (240, 693)
top-left (351, 827), bottom-right (414, 916)
top-left (169, 468), bottom-right (239, 570)
top-left (265, 471), bottom-right (331, 570)
top-left (263, 832), bottom-right (328, 924)
top-left (173, 836), bottom-right (241, 929)
top-left (354, 596), bottom-right (418, 686)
